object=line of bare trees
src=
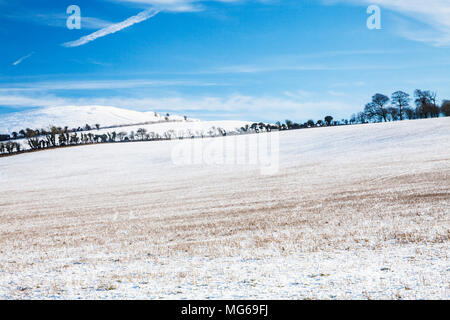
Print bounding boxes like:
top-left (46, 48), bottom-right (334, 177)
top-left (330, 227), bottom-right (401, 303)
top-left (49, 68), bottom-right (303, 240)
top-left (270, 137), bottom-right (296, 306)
top-left (354, 90), bottom-right (449, 124)
top-left (277, 89), bottom-right (449, 129)
top-left (0, 141), bottom-right (21, 154)
top-left (0, 126), bottom-right (110, 155)
top-left (1, 89), bottom-right (449, 156)
top-left (0, 124), bottom-right (233, 156)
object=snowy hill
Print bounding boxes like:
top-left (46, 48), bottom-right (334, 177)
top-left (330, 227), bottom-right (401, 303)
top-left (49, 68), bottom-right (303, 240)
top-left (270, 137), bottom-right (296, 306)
top-left (0, 106), bottom-right (190, 134)
top-left (0, 105), bottom-right (252, 152)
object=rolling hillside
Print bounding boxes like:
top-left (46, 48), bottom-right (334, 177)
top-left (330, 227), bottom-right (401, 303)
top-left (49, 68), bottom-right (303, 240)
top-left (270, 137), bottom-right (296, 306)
top-left (0, 117), bottom-right (449, 299)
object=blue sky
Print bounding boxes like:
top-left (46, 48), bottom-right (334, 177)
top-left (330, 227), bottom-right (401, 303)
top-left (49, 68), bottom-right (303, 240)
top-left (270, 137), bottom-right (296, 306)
top-left (1, 0), bottom-right (449, 122)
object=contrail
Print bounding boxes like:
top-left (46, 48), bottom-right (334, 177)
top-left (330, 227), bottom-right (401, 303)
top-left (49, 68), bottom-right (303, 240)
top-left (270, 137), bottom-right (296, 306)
top-left (62, 8), bottom-right (160, 48)
top-left (13, 52), bottom-right (35, 66)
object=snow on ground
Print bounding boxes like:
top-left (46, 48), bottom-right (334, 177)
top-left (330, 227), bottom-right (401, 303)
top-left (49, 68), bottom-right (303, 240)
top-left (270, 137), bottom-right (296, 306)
top-left (0, 117), bottom-right (449, 299)
top-left (0, 105), bottom-right (191, 134)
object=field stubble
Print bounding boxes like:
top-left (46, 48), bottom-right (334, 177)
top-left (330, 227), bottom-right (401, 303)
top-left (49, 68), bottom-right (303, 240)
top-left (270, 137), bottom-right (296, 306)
top-left (0, 118), bottom-right (449, 299)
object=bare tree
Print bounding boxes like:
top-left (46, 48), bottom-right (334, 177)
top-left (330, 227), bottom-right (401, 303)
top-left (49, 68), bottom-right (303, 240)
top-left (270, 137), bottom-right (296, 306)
top-left (25, 128), bottom-right (40, 149)
top-left (136, 128), bottom-right (147, 141)
top-left (107, 132), bottom-right (117, 142)
top-left (117, 132), bottom-right (127, 141)
top-left (386, 107), bottom-right (399, 121)
top-left (440, 100), bottom-right (450, 117)
top-left (324, 116), bottom-right (333, 126)
top-left (403, 107), bottom-right (416, 120)
top-left (414, 89), bottom-right (439, 118)
top-left (4, 142), bottom-right (15, 153)
top-left (357, 112), bottom-right (367, 124)
top-left (70, 132), bottom-right (80, 145)
top-left (306, 120), bottom-right (315, 127)
top-left (391, 91), bottom-right (410, 120)
top-left (285, 120), bottom-right (293, 129)
top-left (45, 126), bottom-right (60, 147)
top-left (364, 93), bottom-right (390, 122)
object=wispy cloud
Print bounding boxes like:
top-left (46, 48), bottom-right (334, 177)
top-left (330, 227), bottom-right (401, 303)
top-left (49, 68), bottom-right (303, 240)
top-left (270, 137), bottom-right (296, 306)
top-left (48, 15), bottom-right (113, 30)
top-left (202, 50), bottom-right (411, 74)
top-left (4, 12), bottom-right (114, 30)
top-left (62, 8), bottom-right (160, 48)
top-left (109, 0), bottom-right (241, 12)
top-left (0, 79), bottom-right (222, 92)
top-left (327, 0), bottom-right (450, 46)
top-left (210, 62), bottom-right (417, 74)
top-left (12, 52), bottom-right (35, 66)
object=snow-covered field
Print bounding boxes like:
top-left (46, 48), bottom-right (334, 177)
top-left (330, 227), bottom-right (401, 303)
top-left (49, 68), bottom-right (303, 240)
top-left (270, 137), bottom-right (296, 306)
top-left (0, 118), bottom-right (449, 299)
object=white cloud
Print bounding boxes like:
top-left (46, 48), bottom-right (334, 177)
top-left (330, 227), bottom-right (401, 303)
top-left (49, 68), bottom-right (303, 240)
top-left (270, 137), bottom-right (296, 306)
top-left (0, 94), bottom-right (68, 107)
top-left (0, 79), bottom-right (220, 92)
top-left (2, 9), bottom-right (115, 30)
top-left (62, 8), bottom-right (160, 47)
top-left (24, 13), bottom-right (113, 30)
top-left (209, 61), bottom-right (417, 74)
top-left (80, 17), bottom-right (116, 29)
top-left (12, 52), bottom-right (34, 66)
top-left (109, 0), bottom-right (241, 12)
top-left (328, 0), bottom-right (450, 46)
top-left (392, 14), bottom-right (450, 47)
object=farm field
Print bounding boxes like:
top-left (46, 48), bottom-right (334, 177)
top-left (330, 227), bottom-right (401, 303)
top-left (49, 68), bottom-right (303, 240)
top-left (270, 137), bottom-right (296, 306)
top-left (0, 117), bottom-right (449, 299)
